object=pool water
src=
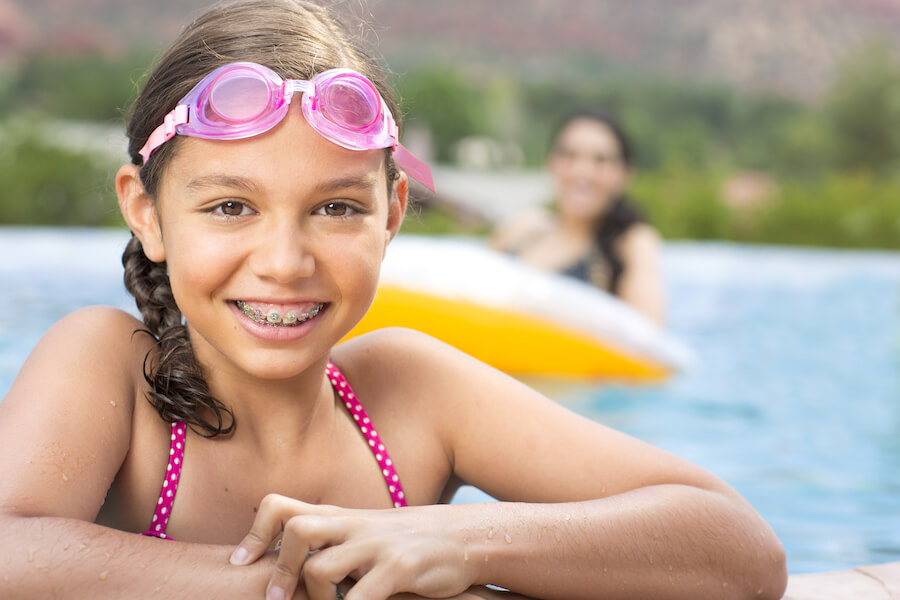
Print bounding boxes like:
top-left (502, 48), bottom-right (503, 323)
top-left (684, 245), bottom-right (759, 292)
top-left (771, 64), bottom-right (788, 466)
top-left (2, 227), bottom-right (899, 574)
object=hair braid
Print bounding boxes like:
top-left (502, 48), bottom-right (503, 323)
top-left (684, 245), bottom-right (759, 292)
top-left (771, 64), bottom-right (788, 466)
top-left (122, 235), bottom-right (235, 436)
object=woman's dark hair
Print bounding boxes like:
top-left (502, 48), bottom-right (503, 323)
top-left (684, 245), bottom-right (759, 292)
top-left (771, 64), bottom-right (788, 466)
top-left (550, 109), bottom-right (646, 294)
top-left (121, 0), bottom-right (400, 437)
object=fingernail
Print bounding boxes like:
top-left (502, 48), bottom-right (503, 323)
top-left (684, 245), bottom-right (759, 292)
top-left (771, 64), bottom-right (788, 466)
top-left (266, 585), bottom-right (286, 600)
top-left (230, 546), bottom-right (249, 565)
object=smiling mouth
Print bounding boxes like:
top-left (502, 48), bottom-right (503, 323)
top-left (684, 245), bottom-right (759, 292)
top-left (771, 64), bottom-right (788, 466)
top-left (234, 300), bottom-right (324, 327)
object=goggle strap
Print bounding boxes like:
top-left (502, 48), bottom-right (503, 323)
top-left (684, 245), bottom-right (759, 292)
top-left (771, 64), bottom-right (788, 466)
top-left (139, 105), bottom-right (190, 164)
top-left (393, 144), bottom-right (435, 193)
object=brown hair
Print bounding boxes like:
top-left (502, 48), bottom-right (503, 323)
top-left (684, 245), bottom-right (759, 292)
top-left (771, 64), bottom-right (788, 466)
top-left (122, 0), bottom-right (400, 436)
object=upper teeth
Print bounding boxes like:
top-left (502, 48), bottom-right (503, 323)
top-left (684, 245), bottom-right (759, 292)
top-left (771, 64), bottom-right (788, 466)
top-left (236, 301), bottom-right (322, 326)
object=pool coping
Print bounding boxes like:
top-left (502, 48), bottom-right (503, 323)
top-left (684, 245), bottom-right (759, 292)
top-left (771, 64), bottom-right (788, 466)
top-left (782, 561), bottom-right (900, 599)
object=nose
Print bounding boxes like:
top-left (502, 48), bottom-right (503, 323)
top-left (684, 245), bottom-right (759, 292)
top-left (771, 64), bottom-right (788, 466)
top-left (248, 222), bottom-right (316, 284)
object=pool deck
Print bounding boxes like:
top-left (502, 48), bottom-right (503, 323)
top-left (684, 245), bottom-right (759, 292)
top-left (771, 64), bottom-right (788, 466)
top-left (783, 562), bottom-right (900, 599)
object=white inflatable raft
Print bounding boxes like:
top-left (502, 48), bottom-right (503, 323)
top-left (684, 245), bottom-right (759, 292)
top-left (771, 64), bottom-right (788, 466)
top-left (344, 236), bottom-right (695, 381)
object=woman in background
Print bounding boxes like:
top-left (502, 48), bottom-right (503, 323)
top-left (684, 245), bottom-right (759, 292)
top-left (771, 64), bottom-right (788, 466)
top-left (492, 110), bottom-right (665, 324)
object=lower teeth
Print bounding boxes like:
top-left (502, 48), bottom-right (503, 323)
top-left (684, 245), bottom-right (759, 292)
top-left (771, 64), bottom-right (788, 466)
top-left (236, 301), bottom-right (322, 327)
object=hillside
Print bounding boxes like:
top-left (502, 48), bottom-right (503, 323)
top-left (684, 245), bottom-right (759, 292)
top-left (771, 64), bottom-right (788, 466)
top-left (3, 0), bottom-right (900, 100)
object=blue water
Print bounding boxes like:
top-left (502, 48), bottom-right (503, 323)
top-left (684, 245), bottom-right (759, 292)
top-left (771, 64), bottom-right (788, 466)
top-left (1, 227), bottom-right (899, 574)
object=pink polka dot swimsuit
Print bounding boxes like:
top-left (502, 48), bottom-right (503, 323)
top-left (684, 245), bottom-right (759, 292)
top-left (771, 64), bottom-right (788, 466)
top-left (141, 361), bottom-right (407, 539)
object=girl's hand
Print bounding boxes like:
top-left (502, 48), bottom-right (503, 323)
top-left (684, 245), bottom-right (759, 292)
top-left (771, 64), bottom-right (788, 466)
top-left (230, 494), bottom-right (479, 600)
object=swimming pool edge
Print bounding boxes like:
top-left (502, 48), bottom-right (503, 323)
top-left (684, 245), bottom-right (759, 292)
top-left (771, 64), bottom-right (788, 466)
top-left (782, 561), bottom-right (900, 599)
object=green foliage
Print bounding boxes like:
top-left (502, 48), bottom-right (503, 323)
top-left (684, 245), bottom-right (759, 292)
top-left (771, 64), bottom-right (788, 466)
top-left (0, 51), bottom-right (152, 121)
top-left (631, 169), bottom-right (900, 249)
top-left (394, 66), bottom-right (488, 162)
top-left (630, 168), bottom-right (733, 240)
top-left (0, 122), bottom-right (120, 226)
top-left (825, 39), bottom-right (900, 173)
top-left (751, 175), bottom-right (900, 249)
top-left (401, 201), bottom-right (490, 236)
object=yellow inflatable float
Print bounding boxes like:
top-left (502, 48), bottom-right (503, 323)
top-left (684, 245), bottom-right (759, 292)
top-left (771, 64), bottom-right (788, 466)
top-left (344, 236), bottom-right (695, 381)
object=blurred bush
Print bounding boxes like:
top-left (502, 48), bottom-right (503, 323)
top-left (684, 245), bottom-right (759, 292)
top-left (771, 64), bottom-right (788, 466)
top-left (631, 169), bottom-right (900, 249)
top-left (0, 51), bottom-right (151, 121)
top-left (0, 120), bottom-right (120, 226)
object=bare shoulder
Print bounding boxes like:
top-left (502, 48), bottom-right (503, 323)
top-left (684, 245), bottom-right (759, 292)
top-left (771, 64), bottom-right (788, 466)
top-left (0, 306), bottom-right (153, 518)
top-left (22, 306), bottom-right (154, 382)
top-left (331, 327), bottom-right (545, 417)
top-left (333, 327), bottom-right (489, 386)
top-left (618, 223), bottom-right (662, 253)
top-left (1, 304), bottom-right (154, 421)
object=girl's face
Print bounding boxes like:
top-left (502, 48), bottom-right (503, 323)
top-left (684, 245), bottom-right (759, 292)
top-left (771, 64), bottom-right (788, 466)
top-left (548, 118), bottom-right (630, 221)
top-left (122, 103), bottom-right (406, 382)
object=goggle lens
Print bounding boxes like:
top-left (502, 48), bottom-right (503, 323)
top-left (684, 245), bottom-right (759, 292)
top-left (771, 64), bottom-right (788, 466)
top-left (319, 75), bottom-right (380, 131)
top-left (208, 70), bottom-right (272, 123)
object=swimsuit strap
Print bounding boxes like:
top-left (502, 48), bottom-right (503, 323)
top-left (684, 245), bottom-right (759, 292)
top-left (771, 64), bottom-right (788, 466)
top-left (141, 421), bottom-right (186, 539)
top-left (326, 362), bottom-right (407, 508)
top-left (141, 363), bottom-right (407, 539)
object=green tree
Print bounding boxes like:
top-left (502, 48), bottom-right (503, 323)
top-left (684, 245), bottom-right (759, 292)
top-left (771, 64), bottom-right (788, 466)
top-left (0, 122), bottom-right (119, 226)
top-left (395, 66), bottom-right (487, 162)
top-left (825, 39), bottom-right (900, 173)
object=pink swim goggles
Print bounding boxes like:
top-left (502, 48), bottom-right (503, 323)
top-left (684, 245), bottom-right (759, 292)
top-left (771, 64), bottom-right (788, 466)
top-left (139, 61), bottom-right (434, 191)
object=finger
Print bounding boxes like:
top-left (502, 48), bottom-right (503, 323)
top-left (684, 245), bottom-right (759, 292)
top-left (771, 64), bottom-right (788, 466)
top-left (343, 565), bottom-right (397, 600)
top-left (231, 493), bottom-right (310, 566)
top-left (302, 547), bottom-right (361, 600)
top-left (268, 515), bottom-right (349, 600)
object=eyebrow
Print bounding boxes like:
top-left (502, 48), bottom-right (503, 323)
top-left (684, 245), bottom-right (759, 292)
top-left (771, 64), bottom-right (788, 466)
top-left (313, 174), bottom-right (378, 195)
top-left (185, 174), bottom-right (263, 194)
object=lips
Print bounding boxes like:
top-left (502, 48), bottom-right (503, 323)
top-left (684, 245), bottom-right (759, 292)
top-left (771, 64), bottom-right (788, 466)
top-left (234, 300), bottom-right (325, 327)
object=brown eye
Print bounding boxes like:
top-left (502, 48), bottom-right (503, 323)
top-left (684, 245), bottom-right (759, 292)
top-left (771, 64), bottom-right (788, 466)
top-left (221, 201), bottom-right (245, 216)
top-left (323, 202), bottom-right (348, 217)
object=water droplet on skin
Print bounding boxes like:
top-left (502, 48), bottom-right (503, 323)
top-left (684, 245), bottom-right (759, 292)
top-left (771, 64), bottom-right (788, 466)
top-left (99, 571), bottom-right (109, 581)
top-left (486, 528), bottom-right (494, 540)
top-left (61, 473), bottom-right (68, 482)
top-left (109, 400), bottom-right (116, 407)
top-left (464, 551), bottom-right (469, 561)
top-left (504, 534), bottom-right (512, 544)
top-left (564, 514), bottom-right (571, 521)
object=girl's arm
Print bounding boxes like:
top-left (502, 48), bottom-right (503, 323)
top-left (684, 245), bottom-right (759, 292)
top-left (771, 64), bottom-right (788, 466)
top-left (615, 223), bottom-right (666, 324)
top-left (0, 307), bottom-right (277, 599)
top-left (0, 513), bottom-right (280, 598)
top-left (236, 330), bottom-right (786, 600)
top-left (423, 331), bottom-right (785, 599)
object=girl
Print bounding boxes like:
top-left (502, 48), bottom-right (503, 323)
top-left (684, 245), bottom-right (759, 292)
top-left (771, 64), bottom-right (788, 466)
top-left (491, 111), bottom-right (665, 324)
top-left (0, 1), bottom-right (786, 598)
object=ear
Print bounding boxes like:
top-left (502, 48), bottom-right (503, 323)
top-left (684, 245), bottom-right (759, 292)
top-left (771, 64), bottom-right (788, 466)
top-left (384, 171), bottom-right (409, 250)
top-left (116, 164), bottom-right (166, 263)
